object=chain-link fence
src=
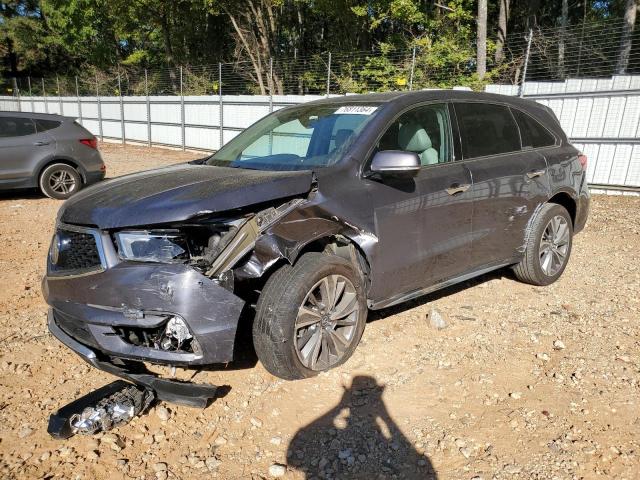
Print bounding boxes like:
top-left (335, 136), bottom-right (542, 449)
top-left (3, 18), bottom-right (640, 99)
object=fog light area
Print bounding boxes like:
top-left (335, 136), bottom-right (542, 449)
top-left (115, 315), bottom-right (199, 354)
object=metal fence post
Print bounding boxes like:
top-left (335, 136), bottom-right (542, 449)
top-left (269, 58), bottom-right (274, 113)
top-left (145, 69), bottom-right (151, 147)
top-left (118, 73), bottom-right (125, 144)
top-left (218, 62), bottom-right (223, 150)
top-left (28, 76), bottom-right (34, 112)
top-left (180, 66), bottom-right (185, 151)
top-left (326, 52), bottom-right (332, 97)
top-left (409, 46), bottom-right (417, 91)
top-left (96, 73), bottom-right (103, 141)
top-left (42, 78), bottom-right (48, 113)
top-left (75, 76), bottom-right (83, 124)
top-left (56, 75), bottom-right (63, 115)
top-left (519, 29), bottom-right (533, 98)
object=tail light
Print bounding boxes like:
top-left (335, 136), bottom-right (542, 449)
top-left (578, 153), bottom-right (587, 171)
top-left (79, 138), bottom-right (98, 149)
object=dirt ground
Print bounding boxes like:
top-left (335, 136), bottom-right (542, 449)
top-left (0, 142), bottom-right (639, 480)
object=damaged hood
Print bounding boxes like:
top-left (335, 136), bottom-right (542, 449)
top-left (59, 164), bottom-right (313, 229)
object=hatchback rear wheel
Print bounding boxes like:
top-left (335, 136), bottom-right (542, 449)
top-left (39, 163), bottom-right (82, 200)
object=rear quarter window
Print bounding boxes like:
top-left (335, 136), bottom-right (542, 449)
top-left (34, 119), bottom-right (62, 132)
top-left (511, 108), bottom-right (557, 148)
top-left (454, 102), bottom-right (521, 158)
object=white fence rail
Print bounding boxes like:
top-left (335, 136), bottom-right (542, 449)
top-left (2, 77), bottom-right (640, 193)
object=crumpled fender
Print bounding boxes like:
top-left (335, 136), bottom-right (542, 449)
top-left (233, 203), bottom-right (377, 280)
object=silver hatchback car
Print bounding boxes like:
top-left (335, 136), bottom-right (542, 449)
top-left (0, 112), bottom-right (105, 199)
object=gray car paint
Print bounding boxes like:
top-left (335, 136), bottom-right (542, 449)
top-left (42, 90), bottom-right (590, 400)
top-left (0, 112), bottom-right (105, 191)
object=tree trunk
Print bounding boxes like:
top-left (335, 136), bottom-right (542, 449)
top-left (558, 0), bottom-right (568, 79)
top-left (495, 0), bottom-right (510, 64)
top-left (477, 0), bottom-right (487, 79)
top-left (160, 10), bottom-right (178, 92)
top-left (616, 0), bottom-right (639, 74)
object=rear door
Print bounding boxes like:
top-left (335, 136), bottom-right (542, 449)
top-left (363, 102), bottom-right (474, 301)
top-left (453, 102), bottom-right (551, 269)
top-left (0, 116), bottom-right (55, 184)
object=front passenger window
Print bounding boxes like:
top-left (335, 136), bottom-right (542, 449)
top-left (375, 103), bottom-right (452, 166)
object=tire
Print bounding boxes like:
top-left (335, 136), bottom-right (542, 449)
top-left (513, 203), bottom-right (573, 286)
top-left (39, 163), bottom-right (82, 200)
top-left (253, 252), bottom-right (368, 380)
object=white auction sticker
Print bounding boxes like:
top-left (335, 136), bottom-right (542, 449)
top-left (335, 106), bottom-right (378, 115)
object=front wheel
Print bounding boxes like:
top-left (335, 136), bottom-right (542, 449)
top-left (513, 203), bottom-right (573, 286)
top-left (253, 252), bottom-right (367, 380)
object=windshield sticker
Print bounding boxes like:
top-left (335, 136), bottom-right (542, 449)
top-left (335, 106), bottom-right (378, 115)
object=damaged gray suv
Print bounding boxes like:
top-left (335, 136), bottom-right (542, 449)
top-left (43, 91), bottom-right (589, 405)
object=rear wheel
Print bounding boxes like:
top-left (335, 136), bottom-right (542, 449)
top-left (39, 163), bottom-right (82, 200)
top-left (513, 203), bottom-right (573, 286)
top-left (253, 252), bottom-right (367, 380)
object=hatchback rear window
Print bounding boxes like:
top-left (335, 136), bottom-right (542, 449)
top-left (34, 119), bottom-right (61, 132)
top-left (511, 108), bottom-right (556, 148)
top-left (454, 103), bottom-right (521, 158)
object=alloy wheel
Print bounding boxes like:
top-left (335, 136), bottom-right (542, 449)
top-left (539, 214), bottom-right (570, 276)
top-left (294, 274), bottom-right (360, 371)
top-left (48, 169), bottom-right (77, 195)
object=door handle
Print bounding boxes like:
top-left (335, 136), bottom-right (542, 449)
top-left (34, 141), bottom-right (50, 146)
top-left (526, 169), bottom-right (546, 179)
top-left (445, 183), bottom-right (471, 195)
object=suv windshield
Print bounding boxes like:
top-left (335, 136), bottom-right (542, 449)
top-left (207, 103), bottom-right (381, 171)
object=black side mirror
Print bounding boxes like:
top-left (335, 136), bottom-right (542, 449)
top-left (369, 150), bottom-right (420, 176)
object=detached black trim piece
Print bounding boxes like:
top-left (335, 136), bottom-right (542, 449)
top-left (48, 310), bottom-right (219, 407)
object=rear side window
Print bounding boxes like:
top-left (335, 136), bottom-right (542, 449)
top-left (34, 119), bottom-right (61, 132)
top-left (0, 117), bottom-right (36, 137)
top-left (511, 108), bottom-right (556, 148)
top-left (454, 103), bottom-right (521, 158)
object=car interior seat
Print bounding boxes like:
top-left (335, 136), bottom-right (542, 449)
top-left (398, 122), bottom-right (438, 165)
top-left (333, 129), bottom-right (353, 150)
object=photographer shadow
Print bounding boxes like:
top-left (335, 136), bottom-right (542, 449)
top-left (287, 375), bottom-right (437, 479)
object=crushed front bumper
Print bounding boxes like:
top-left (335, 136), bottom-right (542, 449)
top-left (43, 262), bottom-right (246, 366)
top-left (48, 312), bottom-right (220, 407)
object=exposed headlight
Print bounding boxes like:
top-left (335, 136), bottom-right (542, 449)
top-left (115, 230), bottom-right (190, 263)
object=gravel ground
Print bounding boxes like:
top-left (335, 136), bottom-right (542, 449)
top-left (0, 143), bottom-right (639, 480)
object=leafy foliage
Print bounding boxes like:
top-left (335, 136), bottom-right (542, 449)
top-left (0, 0), bottom-right (634, 95)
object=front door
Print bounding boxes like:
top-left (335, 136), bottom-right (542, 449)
top-left (363, 102), bottom-right (474, 303)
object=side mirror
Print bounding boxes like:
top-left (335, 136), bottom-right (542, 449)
top-left (370, 150), bottom-right (420, 176)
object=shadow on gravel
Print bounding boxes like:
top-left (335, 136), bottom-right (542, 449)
top-left (369, 268), bottom-right (513, 323)
top-left (0, 188), bottom-right (44, 200)
top-left (287, 375), bottom-right (437, 479)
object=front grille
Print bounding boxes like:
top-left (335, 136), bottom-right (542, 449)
top-left (54, 309), bottom-right (99, 349)
top-left (49, 226), bottom-right (104, 275)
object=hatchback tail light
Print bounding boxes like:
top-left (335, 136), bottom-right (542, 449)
top-left (578, 153), bottom-right (587, 171)
top-left (79, 138), bottom-right (98, 149)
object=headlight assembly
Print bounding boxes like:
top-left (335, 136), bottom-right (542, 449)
top-left (115, 230), bottom-right (190, 263)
